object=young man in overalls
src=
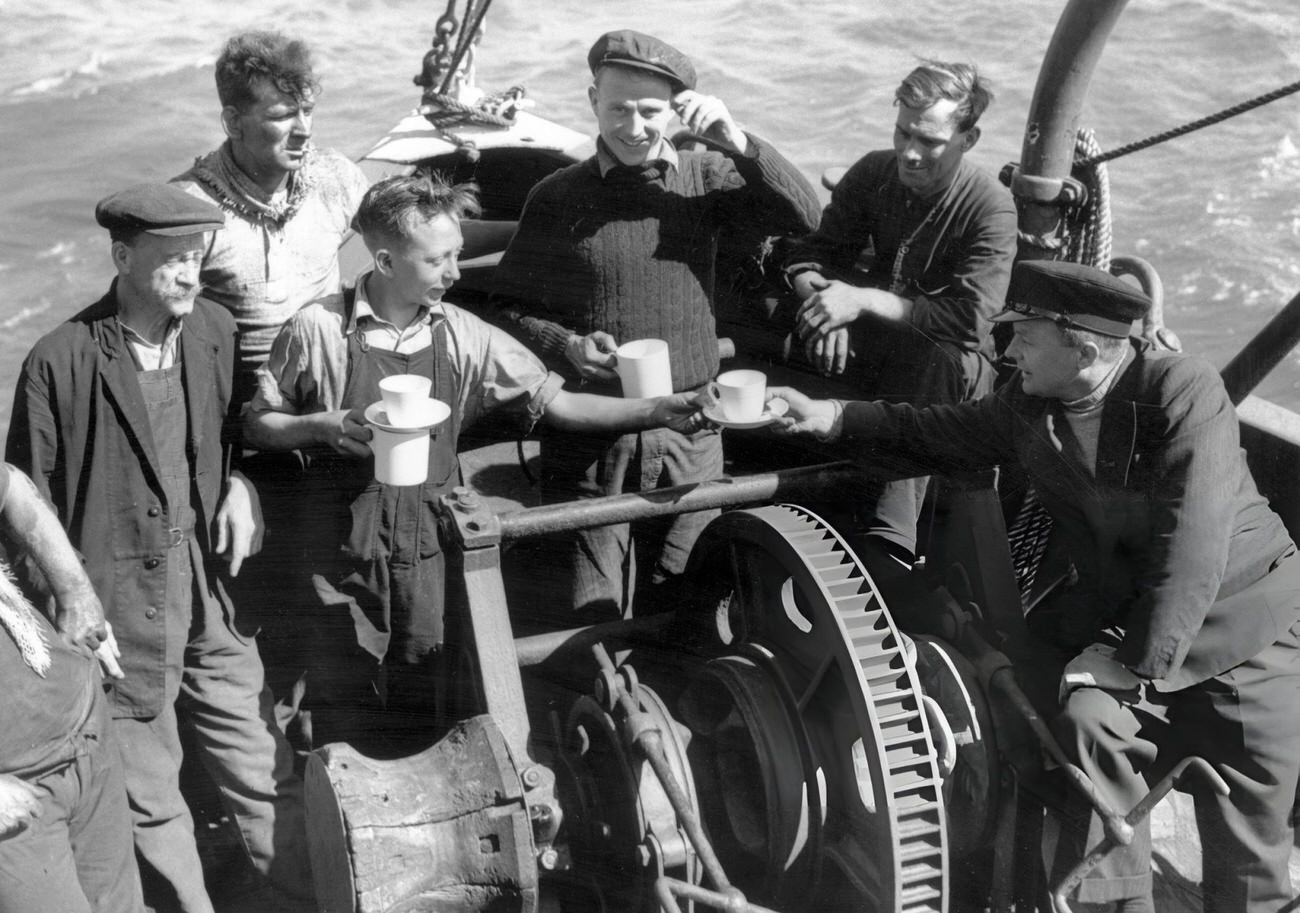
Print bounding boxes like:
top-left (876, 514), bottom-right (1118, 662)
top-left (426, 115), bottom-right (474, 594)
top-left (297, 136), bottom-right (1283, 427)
top-left (245, 174), bottom-right (705, 752)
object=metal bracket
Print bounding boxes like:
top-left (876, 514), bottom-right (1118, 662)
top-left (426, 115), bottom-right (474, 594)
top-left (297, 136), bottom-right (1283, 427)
top-left (1003, 164), bottom-right (1089, 207)
top-left (440, 484), bottom-right (502, 550)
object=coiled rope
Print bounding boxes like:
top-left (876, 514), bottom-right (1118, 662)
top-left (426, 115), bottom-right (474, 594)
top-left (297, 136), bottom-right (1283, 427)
top-left (1076, 78), bottom-right (1300, 169)
top-left (1065, 128), bottom-right (1111, 270)
top-left (415, 0), bottom-right (531, 160)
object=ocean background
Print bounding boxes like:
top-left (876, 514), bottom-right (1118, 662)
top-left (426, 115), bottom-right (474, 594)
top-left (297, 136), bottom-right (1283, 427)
top-left (3, 0), bottom-right (1299, 426)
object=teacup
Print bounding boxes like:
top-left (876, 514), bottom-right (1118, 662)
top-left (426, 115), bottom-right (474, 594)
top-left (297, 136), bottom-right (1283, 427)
top-left (615, 339), bottom-right (673, 399)
top-left (711, 369), bottom-right (766, 422)
top-left (378, 374), bottom-right (433, 427)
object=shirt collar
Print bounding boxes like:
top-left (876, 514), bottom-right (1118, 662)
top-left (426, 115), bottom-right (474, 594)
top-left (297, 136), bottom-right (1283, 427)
top-left (117, 316), bottom-right (183, 370)
top-left (345, 268), bottom-right (437, 336)
top-left (595, 136), bottom-right (679, 178)
top-left (1060, 345), bottom-right (1137, 414)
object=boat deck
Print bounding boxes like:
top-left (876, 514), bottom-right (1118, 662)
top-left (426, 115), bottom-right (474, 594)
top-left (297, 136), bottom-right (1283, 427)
top-left (194, 439), bottom-right (1298, 913)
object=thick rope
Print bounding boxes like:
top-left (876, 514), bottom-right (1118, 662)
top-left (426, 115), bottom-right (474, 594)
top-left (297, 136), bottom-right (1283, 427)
top-left (1077, 78), bottom-right (1300, 169)
top-left (419, 85), bottom-right (525, 128)
top-left (1066, 128), bottom-right (1111, 270)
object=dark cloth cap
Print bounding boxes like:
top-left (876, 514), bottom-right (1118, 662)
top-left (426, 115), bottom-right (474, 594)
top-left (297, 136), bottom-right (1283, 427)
top-left (991, 260), bottom-right (1151, 338)
top-left (588, 30), bottom-right (696, 93)
top-left (95, 183), bottom-right (225, 237)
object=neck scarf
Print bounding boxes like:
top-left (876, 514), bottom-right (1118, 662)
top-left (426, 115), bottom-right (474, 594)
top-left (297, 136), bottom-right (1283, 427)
top-left (186, 141), bottom-right (320, 226)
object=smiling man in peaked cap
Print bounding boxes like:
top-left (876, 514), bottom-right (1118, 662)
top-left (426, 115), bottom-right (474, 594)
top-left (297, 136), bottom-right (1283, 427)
top-left (770, 258), bottom-right (1300, 912)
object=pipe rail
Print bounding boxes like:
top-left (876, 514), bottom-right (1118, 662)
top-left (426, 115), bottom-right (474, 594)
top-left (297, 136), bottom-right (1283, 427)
top-left (497, 462), bottom-right (865, 542)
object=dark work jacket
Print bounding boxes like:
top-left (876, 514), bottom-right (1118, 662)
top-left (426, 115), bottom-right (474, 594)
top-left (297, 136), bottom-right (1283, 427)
top-left (839, 341), bottom-right (1299, 689)
top-left (782, 151), bottom-right (1017, 359)
top-left (5, 283), bottom-right (241, 716)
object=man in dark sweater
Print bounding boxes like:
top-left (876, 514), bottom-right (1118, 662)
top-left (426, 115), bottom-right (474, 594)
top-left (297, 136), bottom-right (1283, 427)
top-left (491, 29), bottom-right (819, 621)
top-left (771, 260), bottom-right (1300, 913)
top-left (780, 60), bottom-right (1017, 576)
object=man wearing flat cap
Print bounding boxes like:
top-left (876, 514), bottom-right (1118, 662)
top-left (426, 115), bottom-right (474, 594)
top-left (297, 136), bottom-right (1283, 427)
top-left (6, 183), bottom-right (311, 912)
top-left (491, 29), bottom-right (819, 622)
top-left (771, 259), bottom-right (1300, 913)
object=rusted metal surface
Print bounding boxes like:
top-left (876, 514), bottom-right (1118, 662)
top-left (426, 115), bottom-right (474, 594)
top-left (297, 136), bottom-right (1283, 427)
top-left (305, 715), bottom-right (537, 913)
top-left (443, 487), bottom-right (531, 762)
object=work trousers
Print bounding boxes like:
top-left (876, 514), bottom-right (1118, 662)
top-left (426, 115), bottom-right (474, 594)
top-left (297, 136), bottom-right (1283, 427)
top-left (0, 700), bottom-right (143, 913)
top-left (115, 537), bottom-right (311, 913)
top-left (1052, 615), bottom-right (1300, 912)
top-left (541, 425), bottom-right (724, 624)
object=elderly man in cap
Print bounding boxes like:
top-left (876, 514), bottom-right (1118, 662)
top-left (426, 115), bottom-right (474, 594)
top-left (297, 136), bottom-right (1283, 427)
top-left (6, 184), bottom-right (311, 913)
top-left (491, 29), bottom-right (819, 622)
top-left (770, 259), bottom-right (1300, 913)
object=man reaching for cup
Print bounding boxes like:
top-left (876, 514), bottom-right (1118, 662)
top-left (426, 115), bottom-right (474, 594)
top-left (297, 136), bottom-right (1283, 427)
top-left (489, 29), bottom-right (820, 624)
top-left (244, 174), bottom-right (704, 751)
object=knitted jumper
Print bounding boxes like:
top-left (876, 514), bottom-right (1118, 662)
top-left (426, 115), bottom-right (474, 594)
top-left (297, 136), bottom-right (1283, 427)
top-left (492, 134), bottom-right (818, 392)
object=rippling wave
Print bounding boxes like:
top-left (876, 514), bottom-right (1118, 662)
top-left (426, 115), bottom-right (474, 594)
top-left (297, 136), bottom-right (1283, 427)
top-left (2, 0), bottom-right (1298, 418)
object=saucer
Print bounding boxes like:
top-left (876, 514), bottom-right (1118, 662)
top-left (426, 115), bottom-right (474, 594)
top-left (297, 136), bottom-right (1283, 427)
top-left (702, 397), bottom-right (788, 430)
top-left (364, 399), bottom-right (451, 433)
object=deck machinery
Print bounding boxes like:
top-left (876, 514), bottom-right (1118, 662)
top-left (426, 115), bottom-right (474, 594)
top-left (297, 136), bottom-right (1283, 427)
top-left (302, 0), bottom-right (1300, 905)
top-left (301, 463), bottom-right (1047, 913)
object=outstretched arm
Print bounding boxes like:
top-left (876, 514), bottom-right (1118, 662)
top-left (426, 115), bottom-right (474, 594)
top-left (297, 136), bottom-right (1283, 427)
top-left (543, 389), bottom-right (706, 436)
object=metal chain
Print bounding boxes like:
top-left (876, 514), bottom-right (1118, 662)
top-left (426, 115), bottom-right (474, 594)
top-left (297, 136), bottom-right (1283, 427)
top-left (1076, 78), bottom-right (1300, 169)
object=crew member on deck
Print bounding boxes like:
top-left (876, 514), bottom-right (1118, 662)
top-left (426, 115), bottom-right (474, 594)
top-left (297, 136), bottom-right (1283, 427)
top-left (171, 28), bottom-right (372, 747)
top-left (779, 60), bottom-right (1016, 580)
top-left (770, 259), bottom-right (1300, 913)
top-left (245, 174), bottom-right (706, 752)
top-left (489, 29), bottom-right (820, 623)
top-left (6, 184), bottom-right (312, 912)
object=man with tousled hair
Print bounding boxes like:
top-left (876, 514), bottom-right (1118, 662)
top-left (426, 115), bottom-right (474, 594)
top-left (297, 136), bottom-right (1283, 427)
top-left (173, 29), bottom-right (369, 406)
top-left (246, 173), bottom-right (705, 750)
top-left (780, 59), bottom-right (1017, 579)
top-left (172, 29), bottom-right (370, 750)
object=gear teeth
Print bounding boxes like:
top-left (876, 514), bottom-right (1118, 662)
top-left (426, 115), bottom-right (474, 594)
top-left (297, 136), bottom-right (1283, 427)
top-left (764, 503), bottom-right (949, 913)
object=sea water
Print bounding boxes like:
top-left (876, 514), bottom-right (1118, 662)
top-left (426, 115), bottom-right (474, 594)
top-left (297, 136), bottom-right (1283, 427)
top-left (2, 0), bottom-right (1299, 422)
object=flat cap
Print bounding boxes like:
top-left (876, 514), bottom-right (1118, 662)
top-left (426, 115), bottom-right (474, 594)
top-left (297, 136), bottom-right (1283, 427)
top-left (991, 260), bottom-right (1151, 338)
top-left (588, 30), bottom-right (696, 93)
top-left (95, 183), bottom-right (225, 237)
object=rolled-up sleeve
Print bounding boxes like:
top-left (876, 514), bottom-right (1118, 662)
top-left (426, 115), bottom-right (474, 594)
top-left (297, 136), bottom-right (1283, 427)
top-left (441, 305), bottom-right (565, 433)
top-left (249, 301), bottom-right (351, 415)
